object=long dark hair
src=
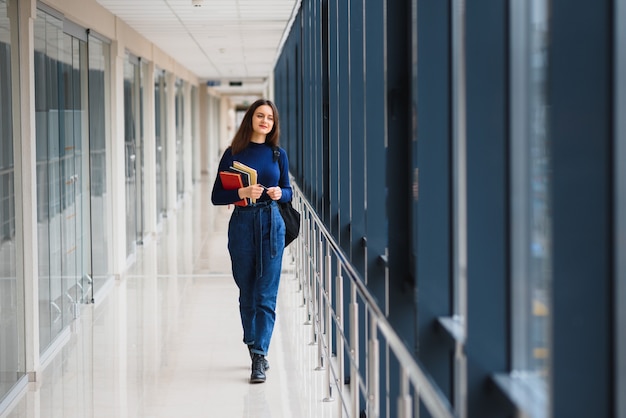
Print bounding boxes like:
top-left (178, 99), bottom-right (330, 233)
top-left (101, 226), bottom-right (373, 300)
top-left (230, 99), bottom-right (280, 155)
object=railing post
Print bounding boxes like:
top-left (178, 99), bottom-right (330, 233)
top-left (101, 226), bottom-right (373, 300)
top-left (304, 216), bottom-right (313, 323)
top-left (301, 212), bottom-right (310, 309)
top-left (368, 316), bottom-right (380, 418)
top-left (398, 368), bottom-right (412, 418)
top-left (336, 263), bottom-right (345, 418)
top-left (316, 233), bottom-right (324, 365)
top-left (323, 245), bottom-right (334, 401)
top-left (350, 284), bottom-right (359, 417)
top-left (309, 225), bottom-right (318, 344)
top-left (295, 198), bottom-right (303, 293)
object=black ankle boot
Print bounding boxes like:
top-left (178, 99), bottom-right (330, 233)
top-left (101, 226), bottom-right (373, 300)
top-left (250, 353), bottom-right (266, 383)
top-left (247, 345), bottom-right (270, 370)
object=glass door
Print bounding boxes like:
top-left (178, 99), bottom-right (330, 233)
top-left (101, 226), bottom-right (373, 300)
top-left (35, 8), bottom-right (61, 348)
top-left (124, 55), bottom-right (141, 255)
top-left (155, 69), bottom-right (168, 220)
top-left (88, 34), bottom-right (112, 296)
top-left (137, 61), bottom-right (147, 243)
top-left (35, 7), bottom-right (91, 351)
top-left (61, 33), bottom-right (91, 306)
top-left (60, 33), bottom-right (79, 316)
top-left (191, 86), bottom-right (198, 184)
top-left (175, 79), bottom-right (184, 200)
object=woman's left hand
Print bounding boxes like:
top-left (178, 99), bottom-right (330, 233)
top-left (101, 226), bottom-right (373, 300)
top-left (266, 186), bottom-right (282, 201)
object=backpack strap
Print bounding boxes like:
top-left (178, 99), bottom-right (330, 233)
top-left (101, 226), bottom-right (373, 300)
top-left (272, 146), bottom-right (280, 163)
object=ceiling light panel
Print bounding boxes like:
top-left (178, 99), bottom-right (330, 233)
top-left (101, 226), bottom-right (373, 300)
top-left (96, 0), bottom-right (298, 80)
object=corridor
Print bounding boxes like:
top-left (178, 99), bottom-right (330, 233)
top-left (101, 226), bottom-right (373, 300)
top-left (2, 177), bottom-right (338, 418)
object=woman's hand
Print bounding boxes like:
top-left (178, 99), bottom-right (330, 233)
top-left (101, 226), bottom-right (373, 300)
top-left (266, 186), bottom-right (282, 201)
top-left (239, 184), bottom-right (265, 200)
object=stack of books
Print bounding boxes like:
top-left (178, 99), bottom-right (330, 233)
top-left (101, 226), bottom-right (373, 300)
top-left (219, 161), bottom-right (257, 206)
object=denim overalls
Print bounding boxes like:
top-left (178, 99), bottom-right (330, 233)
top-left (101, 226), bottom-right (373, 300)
top-left (228, 200), bottom-right (286, 356)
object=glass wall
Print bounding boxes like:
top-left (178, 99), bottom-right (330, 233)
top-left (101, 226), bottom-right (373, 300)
top-left (123, 54), bottom-right (143, 255)
top-left (175, 79), bottom-right (184, 199)
top-left (34, 7), bottom-right (91, 352)
top-left (510, 0), bottom-right (551, 399)
top-left (70, 32), bottom-right (91, 308)
top-left (35, 7), bottom-right (61, 352)
top-left (191, 86), bottom-right (198, 184)
top-left (154, 69), bottom-right (167, 220)
top-left (88, 34), bottom-right (112, 295)
top-left (139, 60), bottom-right (148, 239)
top-left (0, 0), bottom-right (25, 403)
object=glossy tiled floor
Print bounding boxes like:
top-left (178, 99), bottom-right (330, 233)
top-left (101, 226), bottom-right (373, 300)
top-left (2, 179), bottom-right (340, 418)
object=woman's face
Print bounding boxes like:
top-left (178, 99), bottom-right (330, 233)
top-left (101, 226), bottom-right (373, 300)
top-left (251, 105), bottom-right (274, 137)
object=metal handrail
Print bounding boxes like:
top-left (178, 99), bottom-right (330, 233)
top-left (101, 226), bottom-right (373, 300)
top-left (290, 182), bottom-right (456, 418)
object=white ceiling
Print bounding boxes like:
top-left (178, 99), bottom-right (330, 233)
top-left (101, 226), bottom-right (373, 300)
top-left (96, 0), bottom-right (299, 95)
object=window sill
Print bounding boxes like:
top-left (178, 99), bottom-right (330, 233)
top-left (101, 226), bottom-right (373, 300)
top-left (491, 373), bottom-right (548, 418)
top-left (437, 316), bottom-right (465, 345)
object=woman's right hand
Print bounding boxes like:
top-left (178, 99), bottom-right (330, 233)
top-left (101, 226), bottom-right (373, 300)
top-left (239, 184), bottom-right (265, 200)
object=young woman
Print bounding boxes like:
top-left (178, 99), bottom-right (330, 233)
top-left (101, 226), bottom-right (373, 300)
top-left (211, 99), bottom-right (292, 383)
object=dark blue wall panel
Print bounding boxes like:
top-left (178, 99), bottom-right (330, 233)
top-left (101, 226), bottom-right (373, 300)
top-left (464, 0), bottom-right (510, 416)
top-left (549, 0), bottom-right (614, 416)
top-left (415, 0), bottom-right (453, 403)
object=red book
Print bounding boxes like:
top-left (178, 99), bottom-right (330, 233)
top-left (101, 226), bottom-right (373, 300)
top-left (219, 171), bottom-right (248, 206)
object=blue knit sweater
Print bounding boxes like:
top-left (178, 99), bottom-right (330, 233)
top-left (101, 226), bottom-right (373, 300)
top-left (211, 142), bottom-right (293, 206)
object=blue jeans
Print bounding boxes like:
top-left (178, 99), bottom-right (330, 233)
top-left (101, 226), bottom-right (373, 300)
top-left (228, 200), bottom-right (285, 356)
